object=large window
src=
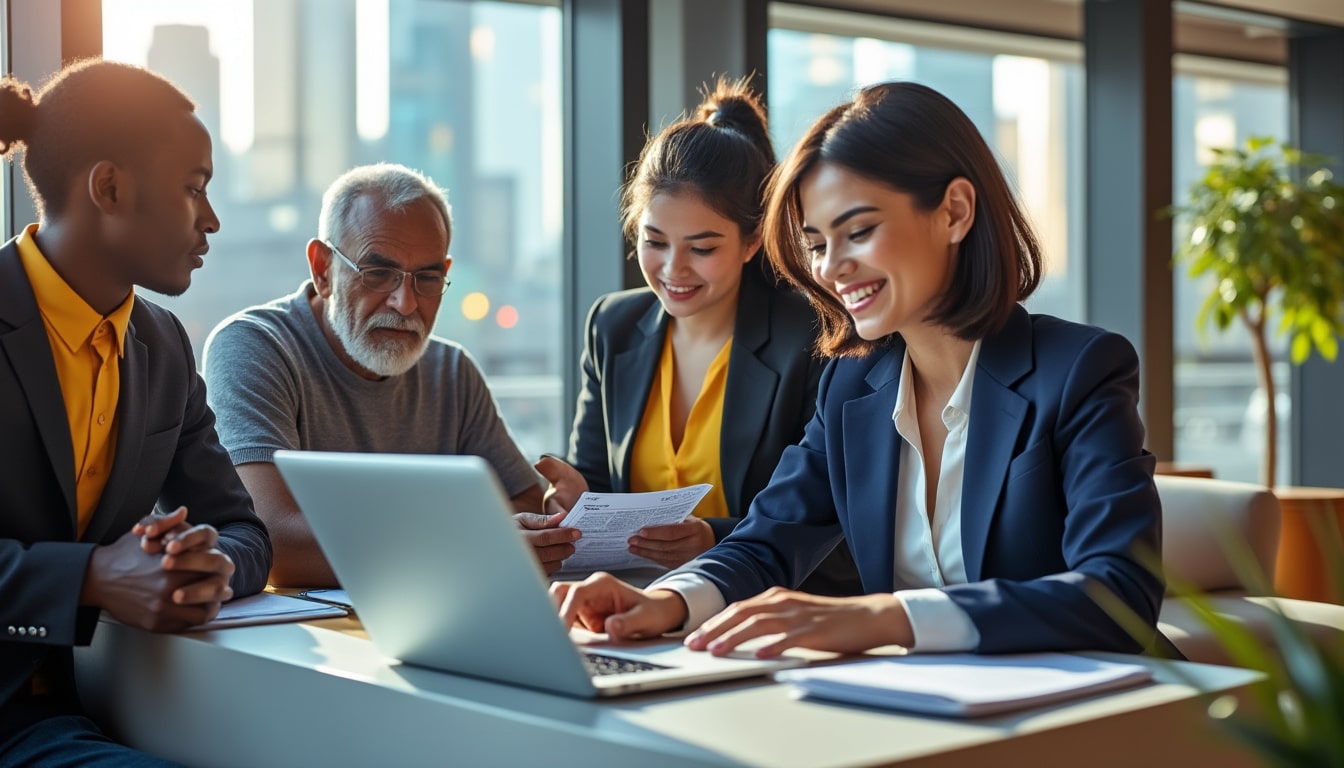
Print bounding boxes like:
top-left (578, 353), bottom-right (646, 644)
top-left (102, 0), bottom-right (565, 456)
top-left (767, 3), bottom-right (1086, 322)
top-left (1171, 57), bottom-right (1289, 484)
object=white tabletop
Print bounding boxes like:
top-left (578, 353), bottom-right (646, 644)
top-left (75, 618), bottom-right (1265, 767)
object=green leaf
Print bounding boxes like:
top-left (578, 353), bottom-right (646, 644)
top-left (1292, 332), bottom-right (1312, 364)
top-left (1312, 317), bottom-right (1339, 361)
top-left (1118, 513), bottom-right (1344, 768)
top-left (1171, 135), bottom-right (1344, 373)
top-left (1319, 333), bottom-right (1339, 362)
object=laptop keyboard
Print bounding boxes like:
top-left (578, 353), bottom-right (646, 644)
top-left (582, 652), bottom-right (673, 677)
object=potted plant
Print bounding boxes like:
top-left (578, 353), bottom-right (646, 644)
top-left (1097, 527), bottom-right (1344, 767)
top-left (1171, 136), bottom-right (1344, 487)
top-left (1184, 525), bottom-right (1344, 765)
top-left (1183, 587), bottom-right (1344, 766)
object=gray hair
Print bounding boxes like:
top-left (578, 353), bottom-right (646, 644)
top-left (317, 163), bottom-right (453, 249)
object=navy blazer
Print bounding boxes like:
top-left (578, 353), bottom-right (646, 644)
top-left (679, 306), bottom-right (1165, 654)
top-left (567, 262), bottom-right (860, 594)
top-left (0, 239), bottom-right (272, 725)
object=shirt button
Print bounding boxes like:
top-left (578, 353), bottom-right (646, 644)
top-left (87, 467), bottom-right (98, 478)
top-left (97, 414), bottom-right (107, 426)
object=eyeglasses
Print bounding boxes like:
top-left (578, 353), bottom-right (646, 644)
top-left (324, 241), bottom-right (451, 297)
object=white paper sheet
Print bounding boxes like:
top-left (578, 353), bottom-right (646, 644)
top-left (558, 484), bottom-right (713, 572)
top-left (775, 652), bottom-right (1153, 717)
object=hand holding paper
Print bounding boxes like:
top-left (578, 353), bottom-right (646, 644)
top-left (558, 485), bottom-right (712, 572)
top-left (627, 516), bottom-right (717, 569)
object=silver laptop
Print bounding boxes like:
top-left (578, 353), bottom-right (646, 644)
top-left (273, 450), bottom-right (804, 697)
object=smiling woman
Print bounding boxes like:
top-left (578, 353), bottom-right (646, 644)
top-left (798, 166), bottom-right (976, 347)
top-left (525, 78), bottom-right (860, 596)
top-left (766, 15), bottom-right (1085, 325)
top-left (551, 81), bottom-right (1168, 664)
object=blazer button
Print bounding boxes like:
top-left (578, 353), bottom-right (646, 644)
top-left (38, 627), bottom-right (47, 638)
top-left (17, 627), bottom-right (26, 636)
top-left (29, 626), bottom-right (38, 636)
top-left (6, 626), bottom-right (14, 635)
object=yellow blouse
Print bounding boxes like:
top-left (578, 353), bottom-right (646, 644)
top-left (628, 331), bottom-right (732, 518)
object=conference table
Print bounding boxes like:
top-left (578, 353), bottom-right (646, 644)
top-left (73, 612), bottom-right (1266, 767)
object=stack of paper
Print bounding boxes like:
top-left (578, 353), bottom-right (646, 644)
top-left (775, 653), bottom-right (1153, 717)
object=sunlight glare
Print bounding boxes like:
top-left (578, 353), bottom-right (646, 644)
top-left (356, 0), bottom-right (390, 141)
top-left (101, 0), bottom-right (255, 154)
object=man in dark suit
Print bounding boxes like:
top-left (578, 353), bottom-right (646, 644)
top-left (0, 61), bottom-right (271, 765)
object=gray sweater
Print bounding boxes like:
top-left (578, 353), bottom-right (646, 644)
top-left (202, 282), bottom-right (539, 497)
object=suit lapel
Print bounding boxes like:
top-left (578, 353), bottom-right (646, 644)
top-left (0, 242), bottom-right (78, 529)
top-left (720, 271), bottom-right (775, 514)
top-left (82, 316), bottom-right (147, 543)
top-left (960, 307), bottom-right (1033, 580)
top-left (841, 347), bottom-right (904, 593)
top-left (608, 300), bottom-right (665, 492)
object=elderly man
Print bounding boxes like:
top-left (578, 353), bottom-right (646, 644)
top-left (203, 163), bottom-right (541, 587)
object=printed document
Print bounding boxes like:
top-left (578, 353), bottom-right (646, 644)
top-left (776, 652), bottom-right (1153, 717)
top-left (558, 484), bottom-right (713, 572)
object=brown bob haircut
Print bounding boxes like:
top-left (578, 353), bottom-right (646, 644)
top-left (763, 81), bottom-right (1042, 358)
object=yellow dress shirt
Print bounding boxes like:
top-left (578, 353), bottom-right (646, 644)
top-left (17, 224), bottom-right (133, 538)
top-left (629, 332), bottom-right (732, 519)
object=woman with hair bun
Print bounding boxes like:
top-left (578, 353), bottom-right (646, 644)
top-left (521, 79), bottom-right (859, 595)
top-left (552, 81), bottom-right (1165, 659)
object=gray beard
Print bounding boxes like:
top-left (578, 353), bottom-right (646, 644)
top-left (326, 288), bottom-right (430, 377)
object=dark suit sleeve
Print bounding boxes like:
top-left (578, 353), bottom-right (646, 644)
top-left (155, 317), bottom-right (272, 598)
top-left (946, 331), bottom-right (1163, 654)
top-left (678, 360), bottom-right (847, 600)
top-left (565, 296), bottom-right (616, 493)
top-left (0, 540), bottom-right (98, 648)
top-left (704, 518), bottom-right (739, 541)
top-left (705, 340), bottom-right (823, 544)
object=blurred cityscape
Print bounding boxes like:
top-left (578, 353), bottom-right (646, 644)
top-left (109, 0), bottom-right (566, 457)
top-left (109, 1), bottom-right (1291, 481)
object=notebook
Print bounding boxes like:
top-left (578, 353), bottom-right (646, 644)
top-left (197, 592), bottom-right (348, 629)
top-left (273, 450), bottom-right (804, 697)
top-left (775, 652), bottom-right (1153, 717)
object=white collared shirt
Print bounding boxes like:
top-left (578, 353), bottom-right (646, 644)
top-left (886, 340), bottom-right (981, 650)
top-left (657, 341), bottom-right (983, 652)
